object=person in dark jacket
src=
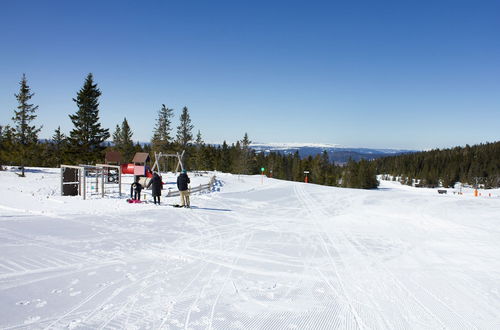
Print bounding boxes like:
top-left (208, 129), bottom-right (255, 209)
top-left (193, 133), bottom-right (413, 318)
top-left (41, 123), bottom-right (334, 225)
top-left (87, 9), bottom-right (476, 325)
top-left (130, 178), bottom-right (143, 201)
top-left (147, 172), bottom-right (163, 205)
top-left (177, 170), bottom-right (190, 207)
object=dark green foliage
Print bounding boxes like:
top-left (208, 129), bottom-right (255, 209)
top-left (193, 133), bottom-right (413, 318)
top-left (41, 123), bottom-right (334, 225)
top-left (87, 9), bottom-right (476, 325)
top-left (12, 74), bottom-right (41, 146)
top-left (220, 141), bottom-right (231, 173)
top-left (375, 142), bottom-right (500, 188)
top-left (0, 73), bottom-right (380, 189)
top-left (174, 142), bottom-right (377, 189)
top-left (50, 126), bottom-right (67, 166)
top-left (176, 106), bottom-right (194, 150)
top-left (357, 159), bottom-right (379, 189)
top-left (113, 118), bottom-right (135, 162)
top-left (238, 133), bottom-right (252, 174)
top-left (11, 74), bottom-right (42, 176)
top-left (0, 125), bottom-right (15, 169)
top-left (151, 104), bottom-right (174, 152)
top-left (67, 73), bottom-right (110, 164)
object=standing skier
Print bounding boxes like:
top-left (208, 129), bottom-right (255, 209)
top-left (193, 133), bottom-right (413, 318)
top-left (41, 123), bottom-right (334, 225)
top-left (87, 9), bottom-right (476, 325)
top-left (147, 172), bottom-right (163, 205)
top-left (177, 169), bottom-right (190, 208)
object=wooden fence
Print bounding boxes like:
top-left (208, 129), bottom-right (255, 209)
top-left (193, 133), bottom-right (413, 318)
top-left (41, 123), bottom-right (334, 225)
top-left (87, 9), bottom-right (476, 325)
top-left (165, 176), bottom-right (216, 197)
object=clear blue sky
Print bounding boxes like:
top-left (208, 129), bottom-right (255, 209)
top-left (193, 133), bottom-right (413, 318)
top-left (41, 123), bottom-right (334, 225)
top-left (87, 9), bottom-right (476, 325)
top-left (1, 0), bottom-right (499, 150)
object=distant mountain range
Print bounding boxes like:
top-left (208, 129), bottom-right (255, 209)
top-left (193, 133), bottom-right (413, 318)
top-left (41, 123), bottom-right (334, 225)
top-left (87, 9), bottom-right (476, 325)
top-left (249, 143), bottom-right (415, 164)
top-left (40, 138), bottom-right (414, 164)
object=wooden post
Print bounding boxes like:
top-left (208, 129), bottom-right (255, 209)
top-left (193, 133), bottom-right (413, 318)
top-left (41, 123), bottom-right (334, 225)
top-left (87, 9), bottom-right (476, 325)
top-left (60, 167), bottom-right (63, 196)
top-left (118, 166), bottom-right (122, 196)
top-left (81, 168), bottom-right (86, 200)
top-left (101, 168), bottom-right (105, 198)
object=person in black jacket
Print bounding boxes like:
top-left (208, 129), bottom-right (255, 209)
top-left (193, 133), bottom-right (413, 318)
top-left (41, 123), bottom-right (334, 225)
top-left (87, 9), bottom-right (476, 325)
top-left (177, 170), bottom-right (190, 207)
top-left (147, 172), bottom-right (163, 205)
top-left (130, 178), bottom-right (143, 201)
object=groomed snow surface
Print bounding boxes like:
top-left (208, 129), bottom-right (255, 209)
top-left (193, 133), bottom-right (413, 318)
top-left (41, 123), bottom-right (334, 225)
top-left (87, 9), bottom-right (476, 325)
top-left (1, 167), bottom-right (499, 329)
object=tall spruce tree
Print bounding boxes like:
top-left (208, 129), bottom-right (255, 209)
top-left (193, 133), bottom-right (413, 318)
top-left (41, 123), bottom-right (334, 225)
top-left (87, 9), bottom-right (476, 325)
top-left (357, 159), bottom-right (379, 189)
top-left (0, 125), bottom-right (14, 170)
top-left (118, 118), bottom-right (135, 162)
top-left (220, 141), bottom-right (231, 173)
top-left (151, 104), bottom-right (174, 152)
top-left (176, 106), bottom-right (194, 149)
top-left (195, 130), bottom-right (203, 147)
top-left (51, 126), bottom-right (67, 166)
top-left (194, 130), bottom-right (205, 170)
top-left (239, 133), bottom-right (252, 174)
top-left (12, 74), bottom-right (42, 176)
top-left (291, 151), bottom-right (302, 181)
top-left (112, 124), bottom-right (122, 146)
top-left (68, 73), bottom-right (109, 164)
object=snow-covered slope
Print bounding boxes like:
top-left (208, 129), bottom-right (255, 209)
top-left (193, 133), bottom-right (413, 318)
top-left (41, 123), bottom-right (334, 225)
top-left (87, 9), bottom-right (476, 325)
top-left (0, 168), bottom-right (499, 329)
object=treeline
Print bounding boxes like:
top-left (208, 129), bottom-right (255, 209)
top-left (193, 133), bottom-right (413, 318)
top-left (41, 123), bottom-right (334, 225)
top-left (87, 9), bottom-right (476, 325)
top-left (1, 73), bottom-right (378, 189)
top-left (188, 143), bottom-right (378, 189)
top-left (375, 142), bottom-right (500, 188)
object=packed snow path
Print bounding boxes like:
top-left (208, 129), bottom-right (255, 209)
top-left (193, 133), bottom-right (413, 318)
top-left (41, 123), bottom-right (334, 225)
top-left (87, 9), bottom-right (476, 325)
top-left (0, 169), bottom-right (499, 329)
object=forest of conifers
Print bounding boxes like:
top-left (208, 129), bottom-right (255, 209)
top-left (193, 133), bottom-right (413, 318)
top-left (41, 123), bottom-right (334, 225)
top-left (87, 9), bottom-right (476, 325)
top-left (374, 141), bottom-right (500, 188)
top-left (2, 73), bottom-right (498, 189)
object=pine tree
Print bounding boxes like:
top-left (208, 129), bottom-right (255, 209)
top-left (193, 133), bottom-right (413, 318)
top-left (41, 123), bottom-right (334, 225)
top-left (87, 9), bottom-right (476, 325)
top-left (220, 141), bottom-right (231, 173)
top-left (112, 124), bottom-right (122, 146)
top-left (194, 130), bottom-right (205, 170)
top-left (119, 118), bottom-right (135, 162)
top-left (112, 118), bottom-right (135, 162)
top-left (12, 74), bottom-right (42, 176)
top-left (238, 133), bottom-right (252, 174)
top-left (151, 104), bottom-right (174, 152)
top-left (291, 151), bottom-right (302, 181)
top-left (195, 130), bottom-right (203, 146)
top-left (241, 133), bottom-right (251, 148)
top-left (68, 73), bottom-right (110, 164)
top-left (51, 126), bottom-right (67, 166)
top-left (342, 159), bottom-right (358, 188)
top-left (0, 125), bottom-right (14, 169)
top-left (176, 106), bottom-right (194, 149)
top-left (357, 159), bottom-right (378, 189)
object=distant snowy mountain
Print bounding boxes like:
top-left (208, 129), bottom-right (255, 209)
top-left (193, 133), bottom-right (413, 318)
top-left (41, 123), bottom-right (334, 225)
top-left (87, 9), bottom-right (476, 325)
top-left (250, 142), bottom-right (415, 164)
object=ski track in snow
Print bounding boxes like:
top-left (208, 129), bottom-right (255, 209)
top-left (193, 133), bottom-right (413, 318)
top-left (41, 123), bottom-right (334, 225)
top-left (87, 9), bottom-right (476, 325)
top-left (1, 168), bottom-right (500, 329)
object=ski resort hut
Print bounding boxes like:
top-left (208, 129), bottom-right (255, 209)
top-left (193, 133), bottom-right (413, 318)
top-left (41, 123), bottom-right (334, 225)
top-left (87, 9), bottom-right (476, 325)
top-left (132, 152), bottom-right (151, 176)
top-left (105, 151), bottom-right (122, 165)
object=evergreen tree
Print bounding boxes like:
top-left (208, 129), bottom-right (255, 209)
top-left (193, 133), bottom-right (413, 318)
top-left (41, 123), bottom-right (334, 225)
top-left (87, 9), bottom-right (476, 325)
top-left (176, 106), bottom-right (194, 149)
top-left (342, 159), bottom-right (359, 188)
top-left (238, 132), bottom-right (252, 174)
top-left (220, 141), bottom-right (231, 173)
top-left (195, 130), bottom-right (203, 146)
top-left (53, 126), bottom-right (66, 144)
top-left (51, 126), bottom-right (67, 166)
top-left (231, 141), bottom-right (243, 174)
top-left (114, 118), bottom-right (135, 162)
top-left (112, 124), bottom-right (121, 146)
top-left (11, 74), bottom-right (42, 176)
top-left (134, 141), bottom-right (145, 154)
top-left (194, 130), bottom-right (205, 170)
top-left (0, 125), bottom-right (14, 169)
top-left (68, 73), bottom-right (110, 164)
top-left (357, 159), bottom-right (379, 189)
top-left (291, 151), bottom-right (302, 181)
top-left (151, 104), bottom-right (174, 152)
